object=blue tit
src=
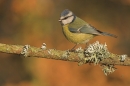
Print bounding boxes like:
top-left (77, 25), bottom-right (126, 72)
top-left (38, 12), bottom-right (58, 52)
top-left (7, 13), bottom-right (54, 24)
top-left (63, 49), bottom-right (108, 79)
top-left (59, 9), bottom-right (117, 50)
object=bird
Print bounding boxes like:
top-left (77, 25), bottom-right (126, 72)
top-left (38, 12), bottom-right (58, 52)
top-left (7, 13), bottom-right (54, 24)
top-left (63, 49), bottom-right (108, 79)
top-left (59, 9), bottom-right (117, 50)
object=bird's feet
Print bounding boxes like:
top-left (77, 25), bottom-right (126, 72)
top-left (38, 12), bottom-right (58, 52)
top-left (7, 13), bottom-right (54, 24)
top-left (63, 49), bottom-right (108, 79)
top-left (69, 49), bottom-right (76, 52)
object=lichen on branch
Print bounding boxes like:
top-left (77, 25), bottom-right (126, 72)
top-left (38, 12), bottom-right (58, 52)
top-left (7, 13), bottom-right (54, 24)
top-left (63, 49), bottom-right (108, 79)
top-left (0, 41), bottom-right (129, 75)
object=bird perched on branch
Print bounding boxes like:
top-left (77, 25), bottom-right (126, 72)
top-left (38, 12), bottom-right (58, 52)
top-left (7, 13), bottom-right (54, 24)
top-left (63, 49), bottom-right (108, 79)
top-left (59, 9), bottom-right (117, 50)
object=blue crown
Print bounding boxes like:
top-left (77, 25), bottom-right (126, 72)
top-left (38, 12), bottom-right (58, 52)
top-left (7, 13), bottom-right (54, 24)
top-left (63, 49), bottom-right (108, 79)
top-left (61, 9), bottom-right (71, 16)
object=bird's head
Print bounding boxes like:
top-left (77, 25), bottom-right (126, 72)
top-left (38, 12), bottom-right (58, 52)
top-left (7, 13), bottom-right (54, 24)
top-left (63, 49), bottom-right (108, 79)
top-left (59, 9), bottom-right (76, 25)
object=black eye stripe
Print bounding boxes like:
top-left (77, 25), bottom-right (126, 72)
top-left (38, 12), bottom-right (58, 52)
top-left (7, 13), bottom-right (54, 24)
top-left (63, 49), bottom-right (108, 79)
top-left (62, 15), bottom-right (73, 20)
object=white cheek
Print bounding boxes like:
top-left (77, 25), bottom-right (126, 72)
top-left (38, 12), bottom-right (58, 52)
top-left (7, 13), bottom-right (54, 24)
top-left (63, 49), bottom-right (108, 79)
top-left (62, 20), bottom-right (68, 25)
top-left (62, 16), bottom-right (74, 25)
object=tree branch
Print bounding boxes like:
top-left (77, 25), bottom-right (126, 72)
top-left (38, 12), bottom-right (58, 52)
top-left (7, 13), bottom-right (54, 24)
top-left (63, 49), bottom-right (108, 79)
top-left (0, 41), bottom-right (129, 75)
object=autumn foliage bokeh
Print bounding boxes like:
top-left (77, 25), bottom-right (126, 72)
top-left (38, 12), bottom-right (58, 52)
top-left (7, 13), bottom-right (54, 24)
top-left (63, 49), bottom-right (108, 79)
top-left (0, 0), bottom-right (130, 86)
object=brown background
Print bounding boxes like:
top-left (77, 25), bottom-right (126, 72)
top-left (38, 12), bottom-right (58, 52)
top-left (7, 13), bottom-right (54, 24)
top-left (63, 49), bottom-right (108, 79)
top-left (0, 0), bottom-right (130, 86)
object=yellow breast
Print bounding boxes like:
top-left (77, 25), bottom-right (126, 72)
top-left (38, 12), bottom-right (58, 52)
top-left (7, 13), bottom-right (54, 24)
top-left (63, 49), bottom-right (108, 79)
top-left (62, 24), bottom-right (94, 44)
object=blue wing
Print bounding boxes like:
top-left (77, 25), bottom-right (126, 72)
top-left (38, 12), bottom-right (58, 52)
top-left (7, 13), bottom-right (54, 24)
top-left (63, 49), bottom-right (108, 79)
top-left (69, 24), bottom-right (117, 38)
top-left (69, 24), bottom-right (102, 35)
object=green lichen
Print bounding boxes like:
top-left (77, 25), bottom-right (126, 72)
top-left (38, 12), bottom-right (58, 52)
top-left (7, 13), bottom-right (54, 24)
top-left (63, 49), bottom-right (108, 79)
top-left (101, 64), bottom-right (116, 76)
top-left (62, 50), bottom-right (70, 59)
top-left (21, 45), bottom-right (30, 57)
top-left (84, 41), bottom-right (110, 65)
top-left (41, 43), bottom-right (47, 50)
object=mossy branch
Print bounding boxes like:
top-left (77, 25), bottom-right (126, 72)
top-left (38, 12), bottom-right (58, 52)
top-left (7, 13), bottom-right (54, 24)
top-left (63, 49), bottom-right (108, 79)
top-left (0, 41), bottom-right (129, 75)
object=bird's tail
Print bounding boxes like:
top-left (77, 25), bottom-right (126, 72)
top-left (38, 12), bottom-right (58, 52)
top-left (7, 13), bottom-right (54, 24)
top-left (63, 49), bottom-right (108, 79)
top-left (101, 32), bottom-right (117, 38)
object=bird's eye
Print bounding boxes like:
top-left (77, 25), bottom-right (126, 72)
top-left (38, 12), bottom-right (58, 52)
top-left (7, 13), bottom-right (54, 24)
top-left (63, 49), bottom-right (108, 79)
top-left (62, 17), bottom-right (68, 20)
top-left (61, 15), bottom-right (73, 20)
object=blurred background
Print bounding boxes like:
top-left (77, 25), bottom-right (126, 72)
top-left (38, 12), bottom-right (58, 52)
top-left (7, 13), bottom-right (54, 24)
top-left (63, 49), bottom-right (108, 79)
top-left (0, 0), bottom-right (130, 86)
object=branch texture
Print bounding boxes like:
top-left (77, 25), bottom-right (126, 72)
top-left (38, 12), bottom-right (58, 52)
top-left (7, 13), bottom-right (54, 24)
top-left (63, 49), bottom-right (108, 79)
top-left (0, 41), bottom-right (129, 75)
